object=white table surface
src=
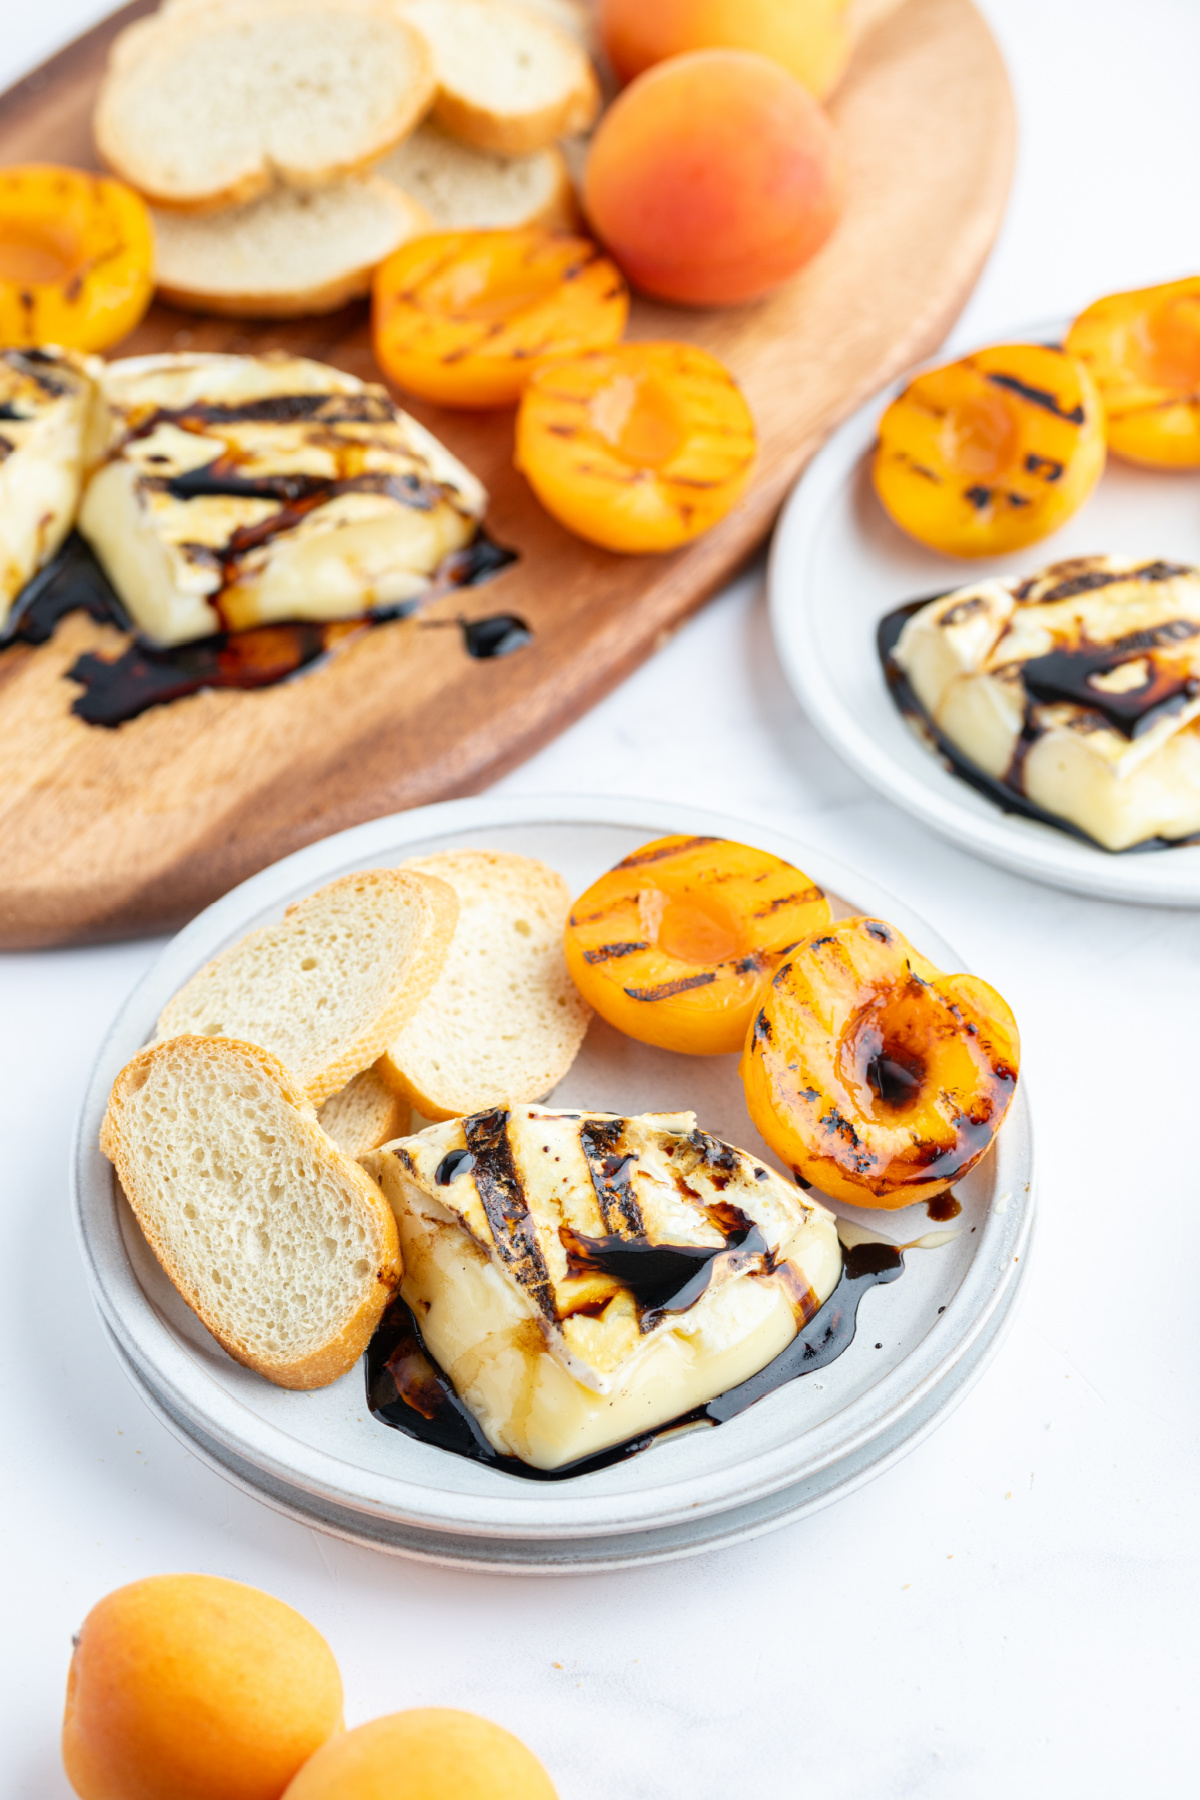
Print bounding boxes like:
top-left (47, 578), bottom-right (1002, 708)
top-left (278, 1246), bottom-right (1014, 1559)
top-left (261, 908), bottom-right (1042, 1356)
top-left (4, 3), bottom-right (1199, 1795)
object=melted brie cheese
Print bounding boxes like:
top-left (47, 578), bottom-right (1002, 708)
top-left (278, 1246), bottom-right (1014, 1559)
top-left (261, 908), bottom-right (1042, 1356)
top-left (0, 347), bottom-right (100, 630)
top-left (78, 352), bottom-right (487, 646)
top-left (364, 1106), bottom-right (842, 1471)
top-left (892, 555), bottom-right (1200, 850)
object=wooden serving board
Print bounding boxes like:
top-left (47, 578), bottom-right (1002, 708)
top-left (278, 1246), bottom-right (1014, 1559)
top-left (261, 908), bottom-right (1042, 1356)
top-left (0, 0), bottom-right (1013, 948)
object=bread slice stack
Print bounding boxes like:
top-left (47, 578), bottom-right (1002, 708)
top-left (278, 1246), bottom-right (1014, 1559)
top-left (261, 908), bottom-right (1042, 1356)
top-left (95, 0), bottom-right (602, 318)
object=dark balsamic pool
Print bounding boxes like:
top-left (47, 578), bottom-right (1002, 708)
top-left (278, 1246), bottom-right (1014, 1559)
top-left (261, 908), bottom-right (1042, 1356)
top-left (364, 1242), bottom-right (905, 1483)
top-left (1, 531), bottom-right (524, 727)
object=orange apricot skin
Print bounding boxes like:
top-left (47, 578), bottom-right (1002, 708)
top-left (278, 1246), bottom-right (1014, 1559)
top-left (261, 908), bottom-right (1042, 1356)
top-left (515, 341), bottom-right (757, 552)
top-left (564, 834), bottom-right (830, 1056)
top-left (582, 49), bottom-right (843, 307)
top-left (62, 1574), bottom-right (343, 1800)
top-left (281, 1708), bottom-right (557, 1800)
top-left (873, 343), bottom-right (1106, 558)
top-left (372, 228), bottom-right (628, 409)
top-left (1066, 278), bottom-right (1200, 467)
top-left (0, 164), bottom-right (153, 352)
top-left (741, 918), bottom-right (1019, 1207)
top-left (600, 0), bottom-right (852, 100)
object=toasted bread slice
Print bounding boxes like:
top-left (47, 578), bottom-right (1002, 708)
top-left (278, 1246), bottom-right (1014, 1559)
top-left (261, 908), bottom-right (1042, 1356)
top-left (96, 0), bottom-right (435, 212)
top-left (156, 868), bottom-right (457, 1106)
top-left (376, 122), bottom-right (575, 231)
top-left (101, 1037), bottom-right (400, 1389)
top-left (378, 851), bottom-right (591, 1121)
top-left (152, 177), bottom-right (431, 318)
top-left (317, 1063), bottom-right (411, 1158)
top-left (398, 0), bottom-right (599, 154)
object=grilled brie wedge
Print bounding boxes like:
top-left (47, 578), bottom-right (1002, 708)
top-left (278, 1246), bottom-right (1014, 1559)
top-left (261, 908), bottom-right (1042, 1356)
top-left (892, 556), bottom-right (1200, 851)
top-left (363, 1105), bottom-right (842, 1471)
top-left (78, 352), bottom-right (487, 647)
top-left (0, 347), bottom-right (100, 632)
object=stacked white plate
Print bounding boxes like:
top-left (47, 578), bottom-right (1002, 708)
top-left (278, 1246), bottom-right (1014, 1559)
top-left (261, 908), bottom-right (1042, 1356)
top-left (73, 795), bottom-right (1034, 1570)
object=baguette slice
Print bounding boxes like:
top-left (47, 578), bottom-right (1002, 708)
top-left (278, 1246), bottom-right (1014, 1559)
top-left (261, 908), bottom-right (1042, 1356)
top-left (376, 122), bottom-right (576, 231)
top-left (156, 868), bottom-right (458, 1106)
top-left (317, 1063), bottom-right (411, 1158)
top-left (96, 0), bottom-right (436, 212)
top-left (101, 1037), bottom-right (400, 1389)
top-left (152, 178), bottom-right (432, 318)
top-left (379, 850), bottom-right (592, 1121)
top-left (398, 0), bottom-right (600, 154)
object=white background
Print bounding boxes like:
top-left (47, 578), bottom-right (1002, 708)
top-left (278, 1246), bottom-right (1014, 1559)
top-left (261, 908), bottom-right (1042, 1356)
top-left (4, 3), bottom-right (1199, 1795)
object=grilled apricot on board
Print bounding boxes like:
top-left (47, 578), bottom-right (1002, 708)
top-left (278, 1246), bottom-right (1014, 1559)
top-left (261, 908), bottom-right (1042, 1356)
top-left (372, 228), bottom-right (628, 408)
top-left (0, 164), bottom-right (153, 352)
top-left (583, 49), bottom-right (842, 306)
top-left (1065, 277), bottom-right (1200, 466)
top-left (600, 0), bottom-right (852, 101)
top-left (873, 343), bottom-right (1105, 557)
top-left (564, 835), bottom-right (829, 1055)
top-left (62, 1573), bottom-right (343, 1800)
top-left (515, 342), bottom-right (756, 552)
top-left (741, 917), bottom-right (1019, 1208)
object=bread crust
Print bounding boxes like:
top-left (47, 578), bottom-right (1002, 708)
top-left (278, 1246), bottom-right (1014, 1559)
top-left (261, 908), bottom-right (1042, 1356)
top-left (432, 78), bottom-right (599, 157)
top-left (101, 1036), bottom-right (401, 1389)
top-left (95, 0), bottom-right (437, 214)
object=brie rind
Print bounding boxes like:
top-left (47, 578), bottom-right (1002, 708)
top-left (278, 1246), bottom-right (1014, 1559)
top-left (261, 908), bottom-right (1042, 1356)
top-left (78, 352), bottom-right (487, 646)
top-left (363, 1105), bottom-right (842, 1471)
top-left (0, 347), bottom-right (101, 630)
top-left (891, 555), bottom-right (1200, 850)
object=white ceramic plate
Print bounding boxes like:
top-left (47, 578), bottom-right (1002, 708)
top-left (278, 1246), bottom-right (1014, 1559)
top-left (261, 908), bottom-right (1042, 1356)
top-left (769, 319), bottom-right (1200, 905)
top-left (73, 795), bottom-right (1033, 1569)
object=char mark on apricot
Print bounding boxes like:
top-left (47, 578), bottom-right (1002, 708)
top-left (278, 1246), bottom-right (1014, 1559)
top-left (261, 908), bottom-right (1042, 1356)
top-left (616, 835), bottom-right (720, 869)
top-left (964, 484), bottom-right (992, 511)
top-left (582, 940), bottom-right (648, 963)
top-left (984, 370), bottom-right (1085, 424)
top-left (623, 971), bottom-right (717, 1002)
top-left (1025, 452), bottom-right (1064, 480)
top-left (462, 1108), bottom-right (556, 1319)
top-left (752, 887), bottom-right (824, 916)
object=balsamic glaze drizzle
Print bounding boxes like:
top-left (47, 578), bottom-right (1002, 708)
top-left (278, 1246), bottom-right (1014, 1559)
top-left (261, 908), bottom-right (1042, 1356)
top-left (876, 596), bottom-right (1200, 854)
top-left (364, 1241), bottom-right (906, 1483)
top-left (1, 531), bottom-right (523, 728)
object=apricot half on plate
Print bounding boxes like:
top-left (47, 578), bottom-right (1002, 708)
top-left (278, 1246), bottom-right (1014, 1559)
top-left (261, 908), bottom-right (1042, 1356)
top-left (515, 341), bottom-right (757, 552)
top-left (372, 227), bottom-right (628, 408)
top-left (0, 164), bottom-right (153, 352)
top-left (873, 342), bottom-right (1105, 557)
top-left (1066, 277), bottom-right (1200, 467)
top-left (564, 835), bottom-right (829, 1056)
top-left (741, 917), bottom-right (1019, 1208)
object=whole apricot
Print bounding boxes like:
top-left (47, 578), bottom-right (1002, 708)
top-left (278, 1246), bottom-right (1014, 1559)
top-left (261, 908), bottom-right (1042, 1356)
top-left (281, 1708), bottom-right (558, 1800)
top-left (600, 0), bottom-right (852, 100)
top-left (62, 1574), bottom-right (344, 1800)
top-left (583, 50), bottom-right (843, 306)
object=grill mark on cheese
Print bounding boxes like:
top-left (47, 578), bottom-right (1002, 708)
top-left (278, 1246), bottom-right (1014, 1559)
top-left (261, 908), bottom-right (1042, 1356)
top-left (578, 1118), bottom-right (644, 1235)
top-left (462, 1107), bottom-right (556, 1320)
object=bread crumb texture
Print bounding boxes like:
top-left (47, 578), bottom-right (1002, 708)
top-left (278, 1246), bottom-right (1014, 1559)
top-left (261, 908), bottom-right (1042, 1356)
top-left (155, 868), bottom-right (458, 1106)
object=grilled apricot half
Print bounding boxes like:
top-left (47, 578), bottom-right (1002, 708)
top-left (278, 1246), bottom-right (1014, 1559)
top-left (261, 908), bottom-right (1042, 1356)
top-left (741, 917), bottom-right (1019, 1208)
top-left (0, 164), bottom-right (153, 352)
top-left (874, 342), bottom-right (1105, 558)
top-left (1066, 277), bottom-right (1200, 467)
top-left (564, 835), bottom-right (829, 1056)
top-left (516, 340), bottom-right (756, 552)
top-left (372, 227), bottom-right (628, 409)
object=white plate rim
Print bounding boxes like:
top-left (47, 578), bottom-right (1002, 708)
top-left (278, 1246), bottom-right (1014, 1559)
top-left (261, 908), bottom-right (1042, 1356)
top-left (767, 317), bottom-right (1200, 906)
top-left (72, 793), bottom-right (1034, 1542)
